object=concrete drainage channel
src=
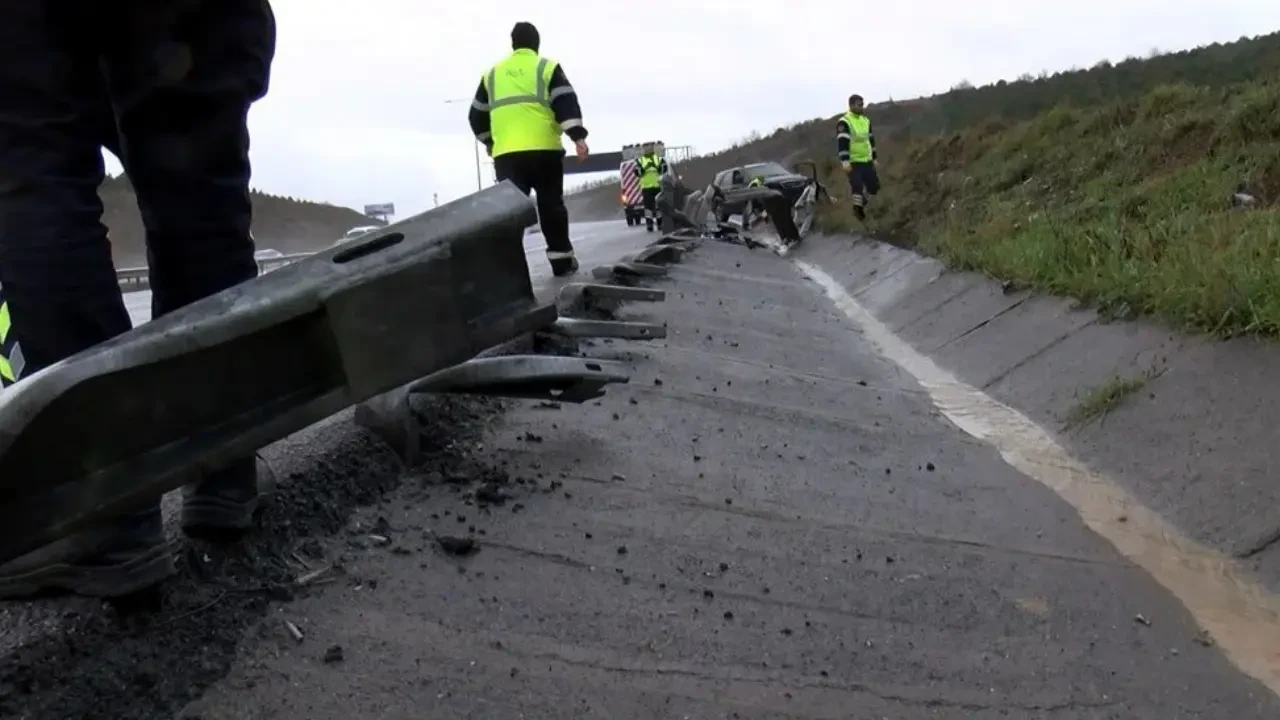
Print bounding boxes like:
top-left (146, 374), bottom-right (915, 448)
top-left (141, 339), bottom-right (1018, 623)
top-left (0, 197), bottom-right (694, 720)
top-left (749, 232), bottom-right (1280, 697)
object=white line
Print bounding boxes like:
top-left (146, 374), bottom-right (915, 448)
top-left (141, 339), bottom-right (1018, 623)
top-left (794, 258), bottom-right (1280, 697)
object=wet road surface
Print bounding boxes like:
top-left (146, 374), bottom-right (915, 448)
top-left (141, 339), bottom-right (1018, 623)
top-left (179, 234), bottom-right (1280, 718)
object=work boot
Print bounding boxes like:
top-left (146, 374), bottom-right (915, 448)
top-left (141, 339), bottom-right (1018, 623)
top-left (182, 454), bottom-right (276, 542)
top-left (551, 256), bottom-right (579, 277)
top-left (0, 504), bottom-right (174, 600)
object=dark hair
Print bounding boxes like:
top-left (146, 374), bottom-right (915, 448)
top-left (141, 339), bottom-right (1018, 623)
top-left (511, 22), bottom-right (540, 51)
top-left (848, 94), bottom-right (864, 106)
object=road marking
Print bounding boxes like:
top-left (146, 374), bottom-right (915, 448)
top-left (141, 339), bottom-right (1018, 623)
top-left (795, 259), bottom-right (1280, 697)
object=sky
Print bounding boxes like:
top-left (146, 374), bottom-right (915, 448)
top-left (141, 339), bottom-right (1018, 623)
top-left (103, 0), bottom-right (1280, 223)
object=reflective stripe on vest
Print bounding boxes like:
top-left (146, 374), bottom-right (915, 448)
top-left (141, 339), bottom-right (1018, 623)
top-left (0, 286), bottom-right (25, 386)
top-left (484, 49), bottom-right (562, 157)
top-left (748, 176), bottom-right (763, 187)
top-left (637, 154), bottom-right (662, 189)
top-left (842, 111), bottom-right (873, 163)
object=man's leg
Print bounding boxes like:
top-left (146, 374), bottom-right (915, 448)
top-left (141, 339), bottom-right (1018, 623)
top-left (847, 167), bottom-right (867, 220)
top-left (493, 153), bottom-right (533, 195)
top-left (528, 151), bottom-right (576, 277)
top-left (105, 0), bottom-right (277, 541)
top-left (641, 188), bottom-right (658, 231)
top-left (862, 163), bottom-right (882, 198)
top-left (0, 1), bottom-right (172, 599)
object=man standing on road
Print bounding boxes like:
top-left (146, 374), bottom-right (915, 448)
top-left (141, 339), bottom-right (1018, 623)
top-left (469, 22), bottom-right (589, 277)
top-left (837, 93), bottom-right (880, 221)
top-left (634, 143), bottom-right (668, 233)
top-left (0, 0), bottom-right (276, 602)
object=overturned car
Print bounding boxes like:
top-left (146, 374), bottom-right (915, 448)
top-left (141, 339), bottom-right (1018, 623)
top-left (705, 161), bottom-right (829, 248)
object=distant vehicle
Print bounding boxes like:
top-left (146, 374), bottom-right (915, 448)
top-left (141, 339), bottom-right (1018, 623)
top-left (332, 225), bottom-right (382, 248)
top-left (619, 141), bottom-right (665, 227)
top-left (253, 248), bottom-right (284, 261)
top-left (711, 161), bottom-right (814, 222)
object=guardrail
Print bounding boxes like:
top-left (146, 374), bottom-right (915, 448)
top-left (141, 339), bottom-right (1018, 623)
top-left (116, 252), bottom-right (317, 292)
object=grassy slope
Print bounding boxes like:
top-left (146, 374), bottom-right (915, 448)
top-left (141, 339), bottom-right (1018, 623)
top-left (100, 175), bottom-right (373, 268)
top-left (836, 80), bottom-right (1280, 336)
top-left (570, 30), bottom-right (1280, 336)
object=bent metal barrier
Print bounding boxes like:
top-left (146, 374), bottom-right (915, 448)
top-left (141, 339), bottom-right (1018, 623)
top-left (117, 253), bottom-right (315, 292)
top-left (0, 182), bottom-right (563, 564)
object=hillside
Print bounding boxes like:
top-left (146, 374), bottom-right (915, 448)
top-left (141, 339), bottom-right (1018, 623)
top-left (568, 29), bottom-right (1280, 337)
top-left (100, 174), bottom-right (375, 268)
top-left (568, 29), bottom-right (1280, 222)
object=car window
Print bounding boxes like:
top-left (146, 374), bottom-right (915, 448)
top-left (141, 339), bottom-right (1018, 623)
top-left (741, 162), bottom-right (791, 178)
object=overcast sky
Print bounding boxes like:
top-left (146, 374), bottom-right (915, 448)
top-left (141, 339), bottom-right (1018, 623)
top-left (104, 0), bottom-right (1280, 223)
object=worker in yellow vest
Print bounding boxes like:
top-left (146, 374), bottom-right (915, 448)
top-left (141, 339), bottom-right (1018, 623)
top-left (836, 93), bottom-right (880, 221)
top-left (468, 22), bottom-right (589, 277)
top-left (634, 143), bottom-right (669, 232)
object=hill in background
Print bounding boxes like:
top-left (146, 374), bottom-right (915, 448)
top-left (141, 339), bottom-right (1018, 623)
top-left (567, 28), bottom-right (1280, 337)
top-left (567, 30), bottom-right (1280, 223)
top-left (100, 174), bottom-right (375, 268)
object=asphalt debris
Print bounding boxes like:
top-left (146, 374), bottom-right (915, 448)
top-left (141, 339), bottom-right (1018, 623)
top-left (436, 536), bottom-right (478, 557)
top-left (0, 394), bottom-right (500, 720)
top-left (322, 645), bottom-right (344, 664)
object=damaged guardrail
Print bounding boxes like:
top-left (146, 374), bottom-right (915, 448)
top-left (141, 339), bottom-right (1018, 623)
top-left (356, 230), bottom-right (691, 465)
top-left (117, 253), bottom-right (315, 292)
top-left (0, 182), bottom-right (556, 565)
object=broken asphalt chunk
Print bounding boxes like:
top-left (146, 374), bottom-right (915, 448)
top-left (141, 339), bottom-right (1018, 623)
top-left (437, 535), bottom-right (478, 556)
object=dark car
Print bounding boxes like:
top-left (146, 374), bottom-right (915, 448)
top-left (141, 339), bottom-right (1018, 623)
top-left (711, 161), bottom-right (813, 222)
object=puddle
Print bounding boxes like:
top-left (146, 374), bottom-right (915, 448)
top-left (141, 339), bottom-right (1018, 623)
top-left (797, 260), bottom-right (1280, 697)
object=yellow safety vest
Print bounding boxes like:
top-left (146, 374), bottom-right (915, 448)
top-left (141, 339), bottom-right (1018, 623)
top-left (842, 112), bottom-right (873, 163)
top-left (637, 154), bottom-right (662, 189)
top-left (748, 176), bottom-right (763, 187)
top-left (484, 49), bottom-right (562, 157)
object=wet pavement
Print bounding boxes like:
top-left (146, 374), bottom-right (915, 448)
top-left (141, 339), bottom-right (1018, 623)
top-left (175, 234), bottom-right (1280, 718)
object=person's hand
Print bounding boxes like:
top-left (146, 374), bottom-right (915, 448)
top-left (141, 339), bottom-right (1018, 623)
top-left (840, 160), bottom-right (852, 173)
top-left (574, 139), bottom-right (589, 161)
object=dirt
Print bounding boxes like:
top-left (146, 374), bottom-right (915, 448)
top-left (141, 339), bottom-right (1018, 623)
top-left (0, 394), bottom-right (499, 720)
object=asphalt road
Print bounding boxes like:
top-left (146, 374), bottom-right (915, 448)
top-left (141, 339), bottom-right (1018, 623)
top-left (5, 219), bottom-right (1277, 718)
top-left (123, 221), bottom-right (642, 325)
top-left (172, 230), bottom-right (1277, 718)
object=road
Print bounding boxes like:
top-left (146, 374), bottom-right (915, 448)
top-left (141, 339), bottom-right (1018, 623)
top-left (122, 221), bottom-right (639, 325)
top-left (4, 221), bottom-right (1278, 718)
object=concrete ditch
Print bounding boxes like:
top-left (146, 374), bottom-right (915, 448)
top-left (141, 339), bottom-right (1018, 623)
top-left (794, 235), bottom-right (1280, 594)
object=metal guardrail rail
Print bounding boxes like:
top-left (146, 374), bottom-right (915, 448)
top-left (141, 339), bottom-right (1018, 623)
top-left (116, 252), bottom-right (317, 292)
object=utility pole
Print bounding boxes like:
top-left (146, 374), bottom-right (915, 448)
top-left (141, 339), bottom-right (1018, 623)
top-left (443, 97), bottom-right (483, 192)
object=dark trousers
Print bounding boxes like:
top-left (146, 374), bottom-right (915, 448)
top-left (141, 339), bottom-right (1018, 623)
top-left (0, 0), bottom-right (276, 525)
top-left (640, 187), bottom-right (660, 228)
top-left (493, 150), bottom-right (574, 255)
top-left (847, 162), bottom-right (881, 198)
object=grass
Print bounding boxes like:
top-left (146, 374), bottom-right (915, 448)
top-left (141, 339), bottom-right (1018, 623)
top-left (1063, 374), bottom-right (1149, 430)
top-left (817, 78), bottom-right (1280, 338)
